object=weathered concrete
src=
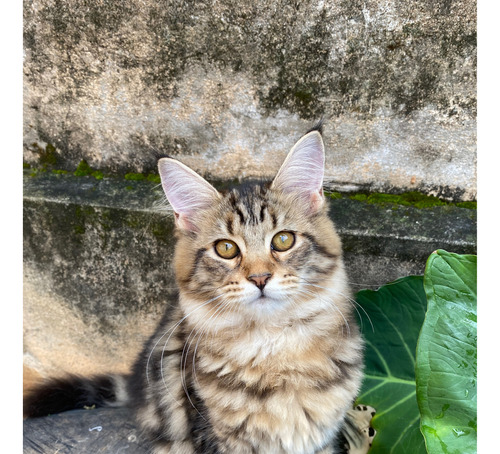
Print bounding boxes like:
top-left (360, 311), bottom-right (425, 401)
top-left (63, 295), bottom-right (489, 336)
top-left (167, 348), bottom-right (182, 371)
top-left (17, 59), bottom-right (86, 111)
top-left (23, 175), bottom-right (176, 381)
top-left (24, 407), bottom-right (148, 453)
top-left (23, 171), bottom-right (476, 388)
top-left (24, 0), bottom-right (476, 201)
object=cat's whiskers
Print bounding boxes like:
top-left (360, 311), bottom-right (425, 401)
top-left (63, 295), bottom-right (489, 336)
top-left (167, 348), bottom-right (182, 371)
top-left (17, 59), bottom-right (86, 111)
top-left (180, 297), bottom-right (233, 412)
top-left (335, 290), bottom-right (374, 333)
top-left (145, 293), bottom-right (224, 402)
top-left (179, 302), bottom-right (227, 419)
top-left (295, 287), bottom-right (351, 337)
top-left (299, 278), bottom-right (374, 333)
top-left (190, 298), bottom-right (238, 392)
top-left (179, 286), bottom-right (246, 415)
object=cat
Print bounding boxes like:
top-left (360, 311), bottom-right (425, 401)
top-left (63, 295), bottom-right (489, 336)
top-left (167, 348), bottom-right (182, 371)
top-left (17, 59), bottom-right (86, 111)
top-left (24, 125), bottom-right (376, 454)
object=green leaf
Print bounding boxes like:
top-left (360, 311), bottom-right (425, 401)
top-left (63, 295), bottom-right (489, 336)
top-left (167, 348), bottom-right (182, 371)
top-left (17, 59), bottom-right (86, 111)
top-left (356, 276), bottom-right (427, 454)
top-left (416, 250), bottom-right (477, 454)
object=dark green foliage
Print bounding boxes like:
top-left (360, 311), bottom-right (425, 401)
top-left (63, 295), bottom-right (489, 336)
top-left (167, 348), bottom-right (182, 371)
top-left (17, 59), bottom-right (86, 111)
top-left (356, 250), bottom-right (477, 453)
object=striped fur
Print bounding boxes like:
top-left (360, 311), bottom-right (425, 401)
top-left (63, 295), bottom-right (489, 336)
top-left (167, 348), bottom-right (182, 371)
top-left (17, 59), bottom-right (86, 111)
top-left (24, 128), bottom-right (367, 454)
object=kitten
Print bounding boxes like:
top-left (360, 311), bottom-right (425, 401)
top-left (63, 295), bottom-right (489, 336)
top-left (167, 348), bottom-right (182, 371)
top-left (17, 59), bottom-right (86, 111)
top-left (24, 126), bottom-right (375, 453)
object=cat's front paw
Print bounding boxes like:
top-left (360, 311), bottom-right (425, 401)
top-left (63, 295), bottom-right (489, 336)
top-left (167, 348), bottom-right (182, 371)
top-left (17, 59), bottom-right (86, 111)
top-left (345, 405), bottom-right (376, 454)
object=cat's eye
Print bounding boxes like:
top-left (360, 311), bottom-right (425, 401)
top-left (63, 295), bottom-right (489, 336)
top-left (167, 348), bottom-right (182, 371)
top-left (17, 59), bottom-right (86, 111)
top-left (214, 239), bottom-right (240, 259)
top-left (271, 231), bottom-right (295, 252)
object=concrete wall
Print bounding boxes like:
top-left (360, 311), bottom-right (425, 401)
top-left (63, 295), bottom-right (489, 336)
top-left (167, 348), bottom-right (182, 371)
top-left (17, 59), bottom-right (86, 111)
top-left (24, 0), bottom-right (476, 201)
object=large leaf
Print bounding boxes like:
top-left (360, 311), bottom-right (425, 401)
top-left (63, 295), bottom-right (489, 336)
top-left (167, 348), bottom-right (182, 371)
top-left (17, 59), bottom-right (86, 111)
top-left (416, 250), bottom-right (477, 453)
top-left (356, 276), bottom-right (427, 453)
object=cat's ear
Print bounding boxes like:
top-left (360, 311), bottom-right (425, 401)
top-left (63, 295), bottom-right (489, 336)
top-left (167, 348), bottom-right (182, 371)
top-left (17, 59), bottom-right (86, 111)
top-left (271, 130), bottom-right (325, 213)
top-left (158, 158), bottom-right (221, 231)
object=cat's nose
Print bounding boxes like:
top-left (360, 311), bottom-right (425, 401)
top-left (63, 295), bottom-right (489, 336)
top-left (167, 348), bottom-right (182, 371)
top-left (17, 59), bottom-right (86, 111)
top-left (248, 273), bottom-right (272, 291)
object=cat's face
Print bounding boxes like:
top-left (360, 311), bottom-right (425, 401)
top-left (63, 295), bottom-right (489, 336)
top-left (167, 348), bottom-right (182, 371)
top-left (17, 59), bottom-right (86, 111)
top-left (159, 130), bottom-right (346, 325)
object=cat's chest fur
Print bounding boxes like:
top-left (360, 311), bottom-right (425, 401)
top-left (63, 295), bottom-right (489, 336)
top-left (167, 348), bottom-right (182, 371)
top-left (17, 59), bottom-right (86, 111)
top-left (184, 306), bottom-right (363, 454)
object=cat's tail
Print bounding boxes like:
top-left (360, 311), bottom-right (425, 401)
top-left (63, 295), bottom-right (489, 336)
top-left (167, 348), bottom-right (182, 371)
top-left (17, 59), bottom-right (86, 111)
top-left (23, 373), bottom-right (130, 418)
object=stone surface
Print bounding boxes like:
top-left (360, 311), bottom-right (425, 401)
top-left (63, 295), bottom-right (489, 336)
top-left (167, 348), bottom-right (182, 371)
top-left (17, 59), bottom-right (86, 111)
top-left (24, 407), bottom-right (149, 453)
top-left (23, 171), bottom-right (476, 388)
top-left (23, 0), bottom-right (476, 201)
top-left (23, 175), bottom-right (176, 382)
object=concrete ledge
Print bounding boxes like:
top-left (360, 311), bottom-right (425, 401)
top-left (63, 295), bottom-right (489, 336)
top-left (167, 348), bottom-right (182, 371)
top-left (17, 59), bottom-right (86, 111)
top-left (23, 407), bottom-right (148, 453)
top-left (23, 171), bottom-right (476, 384)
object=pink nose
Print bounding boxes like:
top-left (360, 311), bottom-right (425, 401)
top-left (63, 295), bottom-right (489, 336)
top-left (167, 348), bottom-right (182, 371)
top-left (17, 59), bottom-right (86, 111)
top-left (248, 273), bottom-right (272, 290)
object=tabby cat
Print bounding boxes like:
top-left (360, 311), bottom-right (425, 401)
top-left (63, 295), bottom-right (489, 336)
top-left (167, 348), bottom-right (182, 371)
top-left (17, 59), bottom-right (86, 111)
top-left (24, 126), bottom-right (376, 453)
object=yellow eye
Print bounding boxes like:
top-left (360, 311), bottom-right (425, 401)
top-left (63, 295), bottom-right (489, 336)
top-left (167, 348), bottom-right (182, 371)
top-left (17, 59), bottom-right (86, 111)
top-left (271, 231), bottom-right (295, 252)
top-left (215, 239), bottom-right (240, 259)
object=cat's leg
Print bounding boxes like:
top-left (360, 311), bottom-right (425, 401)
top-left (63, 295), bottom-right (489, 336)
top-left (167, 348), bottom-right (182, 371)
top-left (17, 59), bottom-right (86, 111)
top-left (343, 405), bottom-right (376, 454)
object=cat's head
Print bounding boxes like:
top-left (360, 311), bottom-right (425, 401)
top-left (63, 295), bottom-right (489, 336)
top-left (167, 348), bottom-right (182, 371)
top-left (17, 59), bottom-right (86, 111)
top-left (158, 129), bottom-right (347, 325)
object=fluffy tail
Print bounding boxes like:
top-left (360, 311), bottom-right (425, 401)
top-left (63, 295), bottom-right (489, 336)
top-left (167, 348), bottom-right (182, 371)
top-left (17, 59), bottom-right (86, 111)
top-left (23, 374), bottom-right (130, 418)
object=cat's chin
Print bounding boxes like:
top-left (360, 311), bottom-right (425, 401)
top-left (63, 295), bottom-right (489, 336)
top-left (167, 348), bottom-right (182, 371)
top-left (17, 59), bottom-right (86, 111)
top-left (244, 293), bottom-right (291, 316)
top-left (249, 295), bottom-right (276, 305)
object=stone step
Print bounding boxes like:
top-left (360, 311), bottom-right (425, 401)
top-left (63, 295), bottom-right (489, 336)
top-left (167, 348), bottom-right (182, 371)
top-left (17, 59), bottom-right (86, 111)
top-left (24, 407), bottom-right (147, 454)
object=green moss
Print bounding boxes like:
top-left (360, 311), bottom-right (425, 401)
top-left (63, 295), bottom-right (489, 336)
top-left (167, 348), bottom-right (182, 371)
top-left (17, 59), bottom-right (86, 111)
top-left (39, 143), bottom-right (58, 167)
top-left (125, 215), bottom-right (142, 229)
top-left (30, 142), bottom-right (59, 169)
top-left (146, 173), bottom-right (161, 184)
top-left (72, 206), bottom-right (86, 235)
top-left (150, 219), bottom-right (174, 243)
top-left (349, 194), bottom-right (368, 203)
top-left (350, 191), bottom-right (449, 208)
top-left (73, 160), bottom-right (105, 180)
top-left (44, 143), bottom-right (57, 161)
top-left (357, 192), bottom-right (448, 209)
top-left (73, 224), bottom-right (86, 235)
top-left (27, 167), bottom-right (48, 177)
top-left (125, 172), bottom-right (146, 181)
top-left (74, 160), bottom-right (93, 177)
top-left (456, 201), bottom-right (477, 209)
top-left (71, 205), bottom-right (102, 237)
top-left (28, 157), bottom-right (164, 187)
top-left (327, 190), bottom-right (476, 210)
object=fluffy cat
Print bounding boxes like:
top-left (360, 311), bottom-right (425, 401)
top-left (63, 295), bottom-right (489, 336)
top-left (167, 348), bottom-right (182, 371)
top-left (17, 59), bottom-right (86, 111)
top-left (24, 126), bottom-right (375, 453)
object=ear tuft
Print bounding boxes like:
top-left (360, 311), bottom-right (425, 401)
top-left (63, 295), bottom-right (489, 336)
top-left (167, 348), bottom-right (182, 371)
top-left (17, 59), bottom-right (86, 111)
top-left (158, 158), bottom-right (220, 231)
top-left (271, 130), bottom-right (325, 212)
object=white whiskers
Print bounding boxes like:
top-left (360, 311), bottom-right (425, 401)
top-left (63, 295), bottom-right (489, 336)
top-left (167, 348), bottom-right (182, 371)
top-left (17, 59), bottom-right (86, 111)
top-left (145, 290), bottom-right (244, 420)
top-left (145, 294), bottom-right (224, 388)
top-left (299, 278), bottom-right (374, 333)
top-left (180, 297), bottom-right (233, 412)
top-left (295, 287), bottom-right (352, 337)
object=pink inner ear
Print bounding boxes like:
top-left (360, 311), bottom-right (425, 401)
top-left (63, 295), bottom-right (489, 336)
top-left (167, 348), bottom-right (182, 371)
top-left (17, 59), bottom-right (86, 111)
top-left (272, 131), bottom-right (325, 207)
top-left (158, 158), bottom-right (220, 231)
top-left (174, 212), bottom-right (199, 232)
top-left (309, 189), bottom-right (324, 213)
